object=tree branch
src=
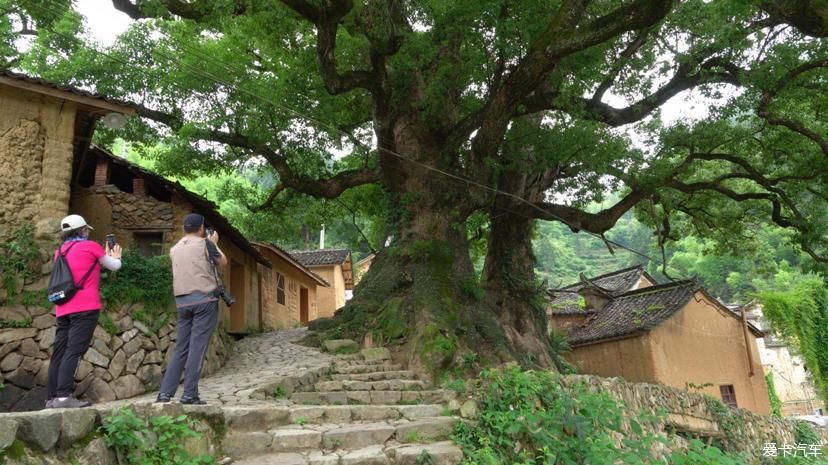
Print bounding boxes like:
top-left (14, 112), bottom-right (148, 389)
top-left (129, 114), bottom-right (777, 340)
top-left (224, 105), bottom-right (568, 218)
top-left (758, 58), bottom-right (828, 157)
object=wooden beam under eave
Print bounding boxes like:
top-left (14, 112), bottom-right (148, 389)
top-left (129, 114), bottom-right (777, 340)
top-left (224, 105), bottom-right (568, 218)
top-left (0, 76), bottom-right (136, 115)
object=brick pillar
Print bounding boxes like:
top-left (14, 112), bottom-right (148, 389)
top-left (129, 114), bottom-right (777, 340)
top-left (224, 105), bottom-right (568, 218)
top-left (94, 158), bottom-right (110, 186)
top-left (133, 177), bottom-right (147, 196)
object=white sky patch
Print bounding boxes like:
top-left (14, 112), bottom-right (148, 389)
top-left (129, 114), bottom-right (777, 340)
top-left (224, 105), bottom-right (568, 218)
top-left (75, 0), bottom-right (132, 46)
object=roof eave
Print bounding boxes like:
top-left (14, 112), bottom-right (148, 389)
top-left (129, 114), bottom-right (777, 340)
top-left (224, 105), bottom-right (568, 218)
top-left (0, 74), bottom-right (136, 115)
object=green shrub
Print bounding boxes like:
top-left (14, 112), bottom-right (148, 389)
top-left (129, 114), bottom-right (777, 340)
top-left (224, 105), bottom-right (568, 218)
top-left (101, 250), bottom-right (173, 332)
top-left (0, 225), bottom-right (41, 301)
top-left (766, 372), bottom-right (783, 418)
top-left (100, 407), bottom-right (216, 465)
top-left (0, 319), bottom-right (32, 328)
top-left (453, 366), bottom-right (761, 465)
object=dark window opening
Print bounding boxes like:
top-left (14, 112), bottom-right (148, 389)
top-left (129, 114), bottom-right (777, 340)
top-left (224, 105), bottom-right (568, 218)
top-left (720, 385), bottom-right (737, 408)
top-left (276, 273), bottom-right (286, 306)
top-left (133, 232), bottom-right (164, 257)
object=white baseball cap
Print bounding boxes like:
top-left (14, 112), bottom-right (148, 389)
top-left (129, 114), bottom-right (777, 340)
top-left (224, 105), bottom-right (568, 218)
top-left (60, 214), bottom-right (94, 232)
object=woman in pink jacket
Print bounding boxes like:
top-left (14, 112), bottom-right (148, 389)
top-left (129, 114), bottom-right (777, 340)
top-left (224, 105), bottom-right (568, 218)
top-left (47, 215), bottom-right (122, 409)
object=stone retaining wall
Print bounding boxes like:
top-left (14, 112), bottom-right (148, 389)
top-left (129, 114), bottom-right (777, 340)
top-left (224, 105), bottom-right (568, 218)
top-left (0, 302), bottom-right (232, 412)
top-left (562, 375), bottom-right (828, 456)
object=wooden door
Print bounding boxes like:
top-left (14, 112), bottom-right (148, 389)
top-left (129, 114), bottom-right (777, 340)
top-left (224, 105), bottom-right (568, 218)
top-left (300, 287), bottom-right (309, 326)
top-left (229, 260), bottom-right (246, 333)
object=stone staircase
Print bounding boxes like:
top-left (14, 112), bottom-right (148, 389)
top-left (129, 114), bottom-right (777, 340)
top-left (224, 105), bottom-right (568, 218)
top-left (226, 350), bottom-right (464, 465)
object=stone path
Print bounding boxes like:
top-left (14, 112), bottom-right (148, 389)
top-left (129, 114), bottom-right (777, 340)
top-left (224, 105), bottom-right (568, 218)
top-left (95, 329), bottom-right (466, 465)
top-left (100, 328), bottom-right (335, 408)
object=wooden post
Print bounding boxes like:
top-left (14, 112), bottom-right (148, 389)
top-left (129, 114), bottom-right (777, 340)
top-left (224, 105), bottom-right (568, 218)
top-left (741, 306), bottom-right (755, 377)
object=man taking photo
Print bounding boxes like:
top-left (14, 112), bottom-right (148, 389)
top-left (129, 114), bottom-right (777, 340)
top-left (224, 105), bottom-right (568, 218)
top-left (157, 213), bottom-right (227, 405)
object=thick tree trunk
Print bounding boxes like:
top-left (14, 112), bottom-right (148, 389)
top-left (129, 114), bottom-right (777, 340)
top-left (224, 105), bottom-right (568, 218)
top-left (311, 191), bottom-right (520, 374)
top-left (481, 204), bottom-right (555, 369)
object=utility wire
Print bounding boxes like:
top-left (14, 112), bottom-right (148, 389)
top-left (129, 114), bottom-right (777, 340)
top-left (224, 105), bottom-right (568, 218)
top-left (27, 0), bottom-right (665, 267)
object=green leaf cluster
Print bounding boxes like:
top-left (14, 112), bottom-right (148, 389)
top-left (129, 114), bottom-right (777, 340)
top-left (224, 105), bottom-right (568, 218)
top-left (100, 407), bottom-right (216, 465)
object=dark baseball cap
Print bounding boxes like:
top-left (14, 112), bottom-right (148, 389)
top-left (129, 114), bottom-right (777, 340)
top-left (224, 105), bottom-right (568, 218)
top-left (183, 213), bottom-right (205, 229)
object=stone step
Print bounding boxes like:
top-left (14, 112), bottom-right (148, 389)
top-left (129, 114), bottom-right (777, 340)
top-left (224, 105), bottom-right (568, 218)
top-left (312, 379), bottom-right (430, 392)
top-left (334, 364), bottom-right (403, 375)
top-left (330, 370), bottom-right (418, 382)
top-left (292, 390), bottom-right (456, 406)
top-left (286, 404), bottom-right (447, 424)
top-left (232, 442), bottom-right (462, 465)
top-left (264, 417), bottom-right (458, 453)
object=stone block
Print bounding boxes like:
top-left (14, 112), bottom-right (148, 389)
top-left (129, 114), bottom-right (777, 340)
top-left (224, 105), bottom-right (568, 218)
top-left (393, 442), bottom-right (463, 465)
top-left (396, 405), bottom-right (445, 420)
top-left (0, 341), bottom-right (21, 360)
top-left (92, 338), bottom-right (113, 358)
top-left (370, 391), bottom-right (402, 405)
top-left (309, 451), bottom-right (340, 465)
top-left (361, 348), bottom-right (391, 362)
top-left (76, 437), bottom-right (116, 465)
top-left (288, 406), bottom-right (327, 424)
top-left (144, 350), bottom-right (163, 364)
top-left (460, 400), bottom-right (478, 419)
top-left (224, 406), bottom-right (290, 432)
top-left (17, 410), bottom-right (63, 452)
top-left (32, 314), bottom-right (54, 329)
top-left (395, 418), bottom-right (456, 442)
top-left (322, 423), bottom-right (395, 450)
top-left (121, 328), bottom-right (138, 343)
top-left (133, 320), bottom-right (152, 336)
top-left (83, 348), bottom-right (109, 368)
top-left (109, 350), bottom-right (126, 379)
top-left (85, 378), bottom-right (116, 403)
top-left (60, 409), bottom-right (98, 448)
top-left (6, 367), bottom-right (35, 389)
top-left (351, 405), bottom-right (400, 422)
top-left (122, 337), bottom-right (142, 356)
top-left (126, 350), bottom-right (145, 373)
top-left (18, 338), bottom-right (40, 358)
top-left (136, 364), bottom-right (162, 387)
top-left (221, 432), bottom-right (273, 458)
top-left (237, 453), bottom-right (306, 465)
top-left (1, 352), bottom-right (23, 372)
top-left (110, 374), bottom-right (144, 399)
top-left (0, 328), bottom-right (38, 344)
top-left (38, 327), bottom-right (55, 350)
top-left (34, 360), bottom-right (49, 386)
top-left (93, 326), bottom-right (110, 342)
top-left (346, 391), bottom-right (372, 405)
top-left (111, 335), bottom-right (124, 351)
top-left (0, 418), bottom-right (18, 450)
top-left (323, 339), bottom-right (359, 353)
top-left (341, 446), bottom-right (389, 465)
top-left (116, 315), bottom-right (132, 332)
top-left (0, 305), bottom-right (29, 321)
top-left (269, 428), bottom-right (322, 451)
top-left (75, 360), bottom-right (93, 381)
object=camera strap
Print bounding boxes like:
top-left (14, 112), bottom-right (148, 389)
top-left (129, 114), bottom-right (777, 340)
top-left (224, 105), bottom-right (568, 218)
top-left (204, 240), bottom-right (225, 292)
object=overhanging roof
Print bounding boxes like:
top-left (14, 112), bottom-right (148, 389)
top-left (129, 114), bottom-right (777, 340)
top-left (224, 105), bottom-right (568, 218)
top-left (253, 242), bottom-right (330, 287)
top-left (0, 69), bottom-right (135, 115)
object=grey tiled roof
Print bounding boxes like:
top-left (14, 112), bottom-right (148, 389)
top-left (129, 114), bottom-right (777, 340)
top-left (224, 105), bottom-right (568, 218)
top-left (567, 280), bottom-right (699, 347)
top-left (289, 249), bottom-right (351, 266)
top-left (548, 291), bottom-right (593, 315)
top-left (561, 265), bottom-right (650, 295)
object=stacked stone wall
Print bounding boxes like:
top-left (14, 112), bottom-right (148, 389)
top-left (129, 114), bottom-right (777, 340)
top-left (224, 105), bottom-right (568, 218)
top-left (0, 300), bottom-right (231, 412)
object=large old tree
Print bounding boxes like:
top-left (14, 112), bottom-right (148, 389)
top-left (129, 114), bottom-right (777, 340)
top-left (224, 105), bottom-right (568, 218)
top-left (5, 0), bottom-right (828, 372)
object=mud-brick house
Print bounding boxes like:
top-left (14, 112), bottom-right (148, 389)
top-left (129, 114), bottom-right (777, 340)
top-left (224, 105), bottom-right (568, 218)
top-left (253, 242), bottom-right (330, 328)
top-left (289, 249), bottom-right (353, 317)
top-left (548, 266), bottom-right (772, 415)
top-left (71, 146), bottom-right (271, 334)
top-left (0, 70), bottom-right (135, 242)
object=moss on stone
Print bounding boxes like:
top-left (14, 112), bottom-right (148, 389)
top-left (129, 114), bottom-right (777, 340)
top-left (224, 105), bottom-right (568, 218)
top-left (0, 439), bottom-right (27, 461)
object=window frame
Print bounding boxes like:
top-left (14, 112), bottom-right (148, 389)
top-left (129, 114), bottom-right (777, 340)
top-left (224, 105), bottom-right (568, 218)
top-left (719, 384), bottom-right (738, 408)
top-left (276, 272), bottom-right (286, 306)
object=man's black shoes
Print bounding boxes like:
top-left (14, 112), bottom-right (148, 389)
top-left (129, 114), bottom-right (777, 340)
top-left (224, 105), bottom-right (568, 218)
top-left (180, 395), bottom-right (206, 405)
top-left (155, 392), bottom-right (171, 403)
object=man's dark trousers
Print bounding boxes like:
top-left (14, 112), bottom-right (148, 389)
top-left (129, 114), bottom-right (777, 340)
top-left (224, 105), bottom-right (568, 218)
top-left (159, 300), bottom-right (219, 398)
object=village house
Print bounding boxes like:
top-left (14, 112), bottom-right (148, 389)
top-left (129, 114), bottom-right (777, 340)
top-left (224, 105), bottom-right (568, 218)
top-left (71, 146), bottom-right (271, 334)
top-left (0, 71), bottom-right (271, 335)
top-left (354, 253), bottom-right (375, 286)
top-left (740, 303), bottom-right (825, 416)
top-left (548, 266), bottom-right (772, 415)
top-left (289, 249), bottom-right (354, 317)
top-left (253, 242), bottom-right (330, 328)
